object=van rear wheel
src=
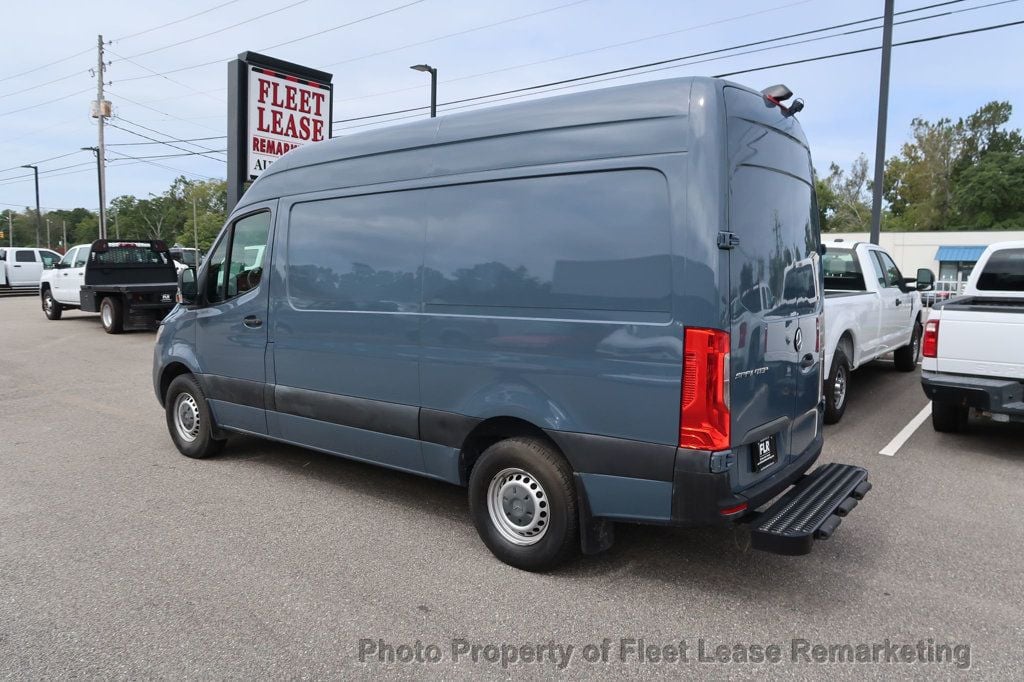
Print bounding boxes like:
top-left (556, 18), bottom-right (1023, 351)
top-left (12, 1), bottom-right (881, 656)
top-left (468, 437), bottom-right (579, 571)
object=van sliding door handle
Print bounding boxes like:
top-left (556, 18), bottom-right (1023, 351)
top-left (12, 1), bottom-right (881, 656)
top-left (243, 315), bottom-right (263, 328)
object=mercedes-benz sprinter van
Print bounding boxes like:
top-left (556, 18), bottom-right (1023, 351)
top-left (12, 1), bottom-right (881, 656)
top-left (154, 77), bottom-right (870, 570)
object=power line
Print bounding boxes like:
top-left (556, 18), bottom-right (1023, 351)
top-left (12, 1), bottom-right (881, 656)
top-left (106, 49), bottom-right (225, 104)
top-left (116, 0), bottom-right (313, 61)
top-left (0, 68), bottom-right (89, 101)
top-left (332, 2), bottom-right (1020, 126)
top-left (0, 87), bottom-right (93, 119)
top-left (321, 0), bottom-right (591, 67)
top-left (336, 0), bottom-right (980, 109)
top-left (114, 116), bottom-right (226, 155)
top-left (262, 0), bottom-right (428, 51)
top-left (105, 149), bottom-right (222, 180)
top-left (0, 150), bottom-right (86, 175)
top-left (0, 47), bottom-right (92, 85)
top-left (107, 121), bottom-right (226, 162)
top-left (113, 0), bottom-right (246, 42)
top-left (107, 135), bottom-right (226, 147)
top-left (113, 0), bottom-right (433, 84)
top-left (105, 87), bottom-right (223, 134)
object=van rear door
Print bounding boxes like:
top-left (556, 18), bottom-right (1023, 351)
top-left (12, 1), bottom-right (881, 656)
top-left (724, 86), bottom-right (822, 489)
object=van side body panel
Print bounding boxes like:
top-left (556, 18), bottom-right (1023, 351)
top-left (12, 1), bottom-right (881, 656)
top-left (156, 77), bottom-right (823, 527)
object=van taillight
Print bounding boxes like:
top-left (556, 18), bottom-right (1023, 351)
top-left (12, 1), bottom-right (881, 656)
top-left (923, 319), bottom-right (940, 358)
top-left (680, 328), bottom-right (731, 451)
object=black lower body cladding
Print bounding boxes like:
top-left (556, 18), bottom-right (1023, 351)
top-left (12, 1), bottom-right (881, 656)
top-left (672, 433), bottom-right (823, 527)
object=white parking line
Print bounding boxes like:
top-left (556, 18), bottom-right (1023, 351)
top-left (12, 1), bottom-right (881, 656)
top-left (879, 404), bottom-right (933, 456)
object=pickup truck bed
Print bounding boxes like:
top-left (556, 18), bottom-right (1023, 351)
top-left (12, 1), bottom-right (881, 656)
top-left (921, 242), bottom-right (1024, 431)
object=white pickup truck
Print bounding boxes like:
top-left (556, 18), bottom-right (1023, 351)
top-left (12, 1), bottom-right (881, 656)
top-left (821, 241), bottom-right (933, 423)
top-left (0, 247), bottom-right (62, 289)
top-left (921, 241), bottom-right (1024, 431)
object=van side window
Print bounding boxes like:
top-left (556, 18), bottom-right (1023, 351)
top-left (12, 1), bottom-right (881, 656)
top-left (287, 193), bottom-right (423, 311)
top-left (15, 250), bottom-right (36, 263)
top-left (207, 212), bottom-right (271, 303)
top-left (425, 171), bottom-right (672, 312)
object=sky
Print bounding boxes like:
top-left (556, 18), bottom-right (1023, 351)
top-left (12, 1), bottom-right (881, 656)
top-left (1, 0), bottom-right (1022, 212)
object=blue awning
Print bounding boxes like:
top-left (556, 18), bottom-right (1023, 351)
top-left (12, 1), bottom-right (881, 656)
top-left (934, 245), bottom-right (986, 262)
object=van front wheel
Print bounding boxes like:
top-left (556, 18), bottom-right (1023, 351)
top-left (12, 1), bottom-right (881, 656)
top-left (165, 374), bottom-right (226, 459)
top-left (468, 438), bottom-right (579, 571)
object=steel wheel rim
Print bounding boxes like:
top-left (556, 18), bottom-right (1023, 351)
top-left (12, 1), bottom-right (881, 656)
top-left (101, 303), bottom-right (112, 328)
top-left (833, 365), bottom-right (847, 408)
top-left (43, 292), bottom-right (53, 313)
top-left (173, 392), bottom-right (201, 443)
top-left (487, 467), bottom-right (550, 546)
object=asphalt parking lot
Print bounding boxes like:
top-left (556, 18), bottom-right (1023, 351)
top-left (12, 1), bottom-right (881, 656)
top-left (2, 295), bottom-right (1022, 678)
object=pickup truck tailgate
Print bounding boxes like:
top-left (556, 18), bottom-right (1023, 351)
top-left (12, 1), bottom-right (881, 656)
top-left (935, 301), bottom-right (1024, 379)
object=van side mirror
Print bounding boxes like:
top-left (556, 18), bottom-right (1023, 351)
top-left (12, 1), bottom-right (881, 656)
top-left (177, 267), bottom-right (198, 306)
top-left (915, 268), bottom-right (935, 291)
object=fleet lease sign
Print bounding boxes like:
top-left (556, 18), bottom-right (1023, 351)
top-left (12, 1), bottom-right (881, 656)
top-left (247, 66), bottom-right (330, 179)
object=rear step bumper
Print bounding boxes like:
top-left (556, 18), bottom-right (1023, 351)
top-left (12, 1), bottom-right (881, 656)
top-left (748, 463), bottom-right (870, 556)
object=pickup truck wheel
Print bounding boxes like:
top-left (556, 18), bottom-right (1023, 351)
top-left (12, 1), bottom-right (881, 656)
top-left (42, 288), bottom-right (62, 320)
top-left (468, 437), bottom-right (579, 571)
top-left (100, 296), bottom-right (124, 334)
top-left (165, 374), bottom-right (226, 459)
top-left (894, 321), bottom-right (922, 372)
top-left (932, 401), bottom-right (968, 433)
top-left (824, 348), bottom-right (850, 424)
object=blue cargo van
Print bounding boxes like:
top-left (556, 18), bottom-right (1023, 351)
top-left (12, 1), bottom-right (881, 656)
top-left (154, 77), bottom-right (870, 570)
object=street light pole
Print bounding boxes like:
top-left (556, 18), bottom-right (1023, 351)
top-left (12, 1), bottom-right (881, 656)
top-left (410, 64), bottom-right (437, 118)
top-left (20, 164), bottom-right (42, 247)
top-left (46, 218), bottom-right (51, 249)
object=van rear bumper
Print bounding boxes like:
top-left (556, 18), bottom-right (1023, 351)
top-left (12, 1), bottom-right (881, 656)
top-left (671, 432), bottom-right (823, 527)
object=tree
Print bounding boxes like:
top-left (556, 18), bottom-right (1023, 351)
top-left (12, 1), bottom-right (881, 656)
top-left (815, 154), bottom-right (872, 233)
top-left (169, 178), bottom-right (227, 251)
top-left (884, 100), bottom-right (1024, 230)
top-left (952, 152), bottom-right (1024, 229)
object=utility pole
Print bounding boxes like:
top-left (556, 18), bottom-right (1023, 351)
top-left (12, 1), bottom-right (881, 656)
top-left (94, 34), bottom-right (109, 240)
top-left (62, 220), bottom-right (67, 251)
top-left (7, 212), bottom-right (13, 248)
top-left (46, 218), bottom-right (51, 249)
top-left (20, 164), bottom-right (42, 246)
top-left (114, 211), bottom-right (120, 239)
top-left (192, 192), bottom-right (200, 256)
top-left (869, 0), bottom-right (895, 245)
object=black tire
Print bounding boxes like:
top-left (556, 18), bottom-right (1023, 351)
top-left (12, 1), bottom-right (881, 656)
top-left (824, 346), bottom-right (851, 425)
top-left (894, 320), bottom-right (922, 372)
top-left (468, 437), bottom-right (579, 571)
top-left (164, 374), bottom-right (226, 459)
top-left (932, 401), bottom-right (968, 433)
top-left (41, 288), bottom-right (62, 320)
top-left (100, 296), bottom-right (124, 334)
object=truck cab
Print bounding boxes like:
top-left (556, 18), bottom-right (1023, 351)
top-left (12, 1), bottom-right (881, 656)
top-left (820, 241), bottom-right (932, 423)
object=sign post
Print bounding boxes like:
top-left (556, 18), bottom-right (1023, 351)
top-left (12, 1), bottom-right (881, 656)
top-left (227, 52), bottom-right (333, 214)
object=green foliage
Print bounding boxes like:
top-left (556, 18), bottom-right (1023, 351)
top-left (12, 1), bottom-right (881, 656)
top-left (883, 101), bottom-right (1024, 231)
top-left (816, 154), bottom-right (872, 233)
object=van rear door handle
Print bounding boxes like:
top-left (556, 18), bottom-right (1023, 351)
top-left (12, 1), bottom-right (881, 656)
top-left (243, 315), bottom-right (263, 328)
